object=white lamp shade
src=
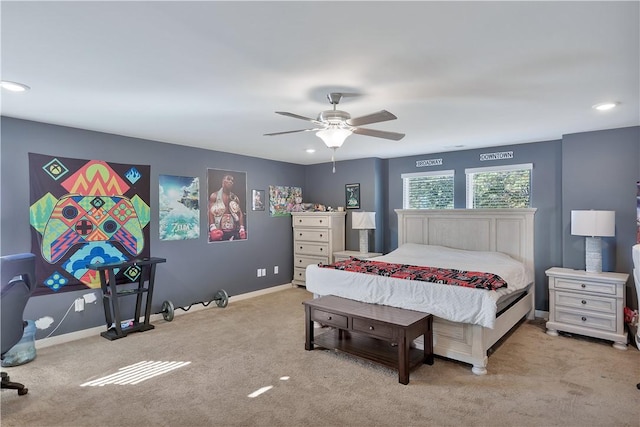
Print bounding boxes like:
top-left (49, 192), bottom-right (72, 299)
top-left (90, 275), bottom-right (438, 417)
top-left (352, 212), bottom-right (376, 229)
top-left (316, 128), bottom-right (352, 148)
top-left (571, 210), bottom-right (615, 237)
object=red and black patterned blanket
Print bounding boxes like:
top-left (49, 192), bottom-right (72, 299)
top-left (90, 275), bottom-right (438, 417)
top-left (320, 257), bottom-right (507, 291)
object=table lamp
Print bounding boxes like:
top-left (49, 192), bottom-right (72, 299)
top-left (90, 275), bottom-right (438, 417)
top-left (352, 212), bottom-right (376, 254)
top-left (571, 210), bottom-right (615, 273)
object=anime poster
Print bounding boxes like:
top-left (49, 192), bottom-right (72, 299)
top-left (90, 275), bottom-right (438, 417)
top-left (269, 185), bottom-right (303, 217)
top-left (29, 153), bottom-right (150, 295)
top-left (207, 169), bottom-right (247, 242)
top-left (159, 175), bottom-right (200, 241)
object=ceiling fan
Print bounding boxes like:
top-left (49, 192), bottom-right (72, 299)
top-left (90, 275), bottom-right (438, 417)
top-left (264, 93), bottom-right (405, 172)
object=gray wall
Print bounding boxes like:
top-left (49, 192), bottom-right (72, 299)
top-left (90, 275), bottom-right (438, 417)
top-left (2, 116), bottom-right (638, 340)
top-left (561, 126), bottom-right (639, 279)
top-left (1, 117), bottom-right (305, 338)
top-left (304, 158), bottom-right (384, 253)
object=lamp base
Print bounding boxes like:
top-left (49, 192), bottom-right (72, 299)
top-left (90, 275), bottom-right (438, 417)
top-left (359, 230), bottom-right (369, 254)
top-left (585, 236), bottom-right (602, 273)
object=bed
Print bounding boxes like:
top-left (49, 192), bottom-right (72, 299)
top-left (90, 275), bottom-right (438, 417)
top-left (305, 208), bottom-right (537, 375)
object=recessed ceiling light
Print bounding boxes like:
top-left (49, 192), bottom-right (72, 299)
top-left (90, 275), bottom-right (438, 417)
top-left (592, 102), bottom-right (618, 111)
top-left (0, 80), bottom-right (30, 92)
top-left (306, 149), bottom-right (316, 154)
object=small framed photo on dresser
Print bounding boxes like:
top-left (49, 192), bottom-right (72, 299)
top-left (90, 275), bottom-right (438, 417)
top-left (345, 183), bottom-right (360, 209)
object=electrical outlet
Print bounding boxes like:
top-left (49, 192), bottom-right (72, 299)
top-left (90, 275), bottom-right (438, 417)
top-left (261, 268), bottom-right (266, 276)
top-left (74, 298), bottom-right (85, 312)
top-left (274, 266), bottom-right (279, 274)
top-left (257, 269), bottom-right (261, 277)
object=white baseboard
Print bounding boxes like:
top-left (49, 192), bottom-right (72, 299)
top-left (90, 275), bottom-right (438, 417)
top-left (35, 283), bottom-right (294, 350)
top-left (535, 309), bottom-right (549, 320)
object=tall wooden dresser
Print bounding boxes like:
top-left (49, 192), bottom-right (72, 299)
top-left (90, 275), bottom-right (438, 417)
top-left (291, 211), bottom-right (346, 287)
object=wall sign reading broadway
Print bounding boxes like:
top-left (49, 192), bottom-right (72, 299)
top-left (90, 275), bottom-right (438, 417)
top-left (416, 158), bottom-right (443, 167)
top-left (480, 151), bottom-right (514, 161)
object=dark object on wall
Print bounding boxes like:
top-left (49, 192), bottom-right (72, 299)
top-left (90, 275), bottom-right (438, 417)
top-left (346, 183), bottom-right (360, 209)
top-left (1, 253), bottom-right (37, 395)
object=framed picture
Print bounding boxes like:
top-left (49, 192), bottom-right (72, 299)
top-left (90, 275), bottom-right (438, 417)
top-left (345, 183), bottom-right (360, 209)
top-left (252, 189), bottom-right (265, 211)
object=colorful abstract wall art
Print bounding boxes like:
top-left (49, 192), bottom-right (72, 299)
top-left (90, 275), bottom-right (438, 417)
top-left (207, 169), bottom-right (247, 242)
top-left (269, 185), bottom-right (303, 217)
top-left (29, 153), bottom-right (150, 295)
top-left (159, 175), bottom-right (200, 241)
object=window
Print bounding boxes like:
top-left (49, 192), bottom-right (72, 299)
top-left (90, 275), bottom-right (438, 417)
top-left (465, 163), bottom-right (532, 208)
top-left (402, 170), bottom-right (454, 209)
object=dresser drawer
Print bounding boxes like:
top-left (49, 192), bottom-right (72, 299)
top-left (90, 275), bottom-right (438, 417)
top-left (554, 291), bottom-right (617, 315)
top-left (293, 216), bottom-right (330, 228)
top-left (295, 242), bottom-right (329, 257)
top-left (294, 255), bottom-right (328, 269)
top-left (353, 317), bottom-right (394, 340)
top-left (294, 267), bottom-right (306, 282)
top-left (553, 278), bottom-right (618, 296)
top-left (311, 309), bottom-right (348, 328)
top-left (555, 308), bottom-right (616, 332)
top-left (294, 229), bottom-right (329, 242)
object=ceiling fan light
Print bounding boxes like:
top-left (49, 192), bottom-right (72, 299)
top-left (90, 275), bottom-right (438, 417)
top-left (316, 128), bottom-right (352, 148)
top-left (1, 80), bottom-right (30, 92)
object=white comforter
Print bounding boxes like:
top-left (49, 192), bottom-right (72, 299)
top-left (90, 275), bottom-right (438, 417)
top-left (305, 243), bottom-right (533, 329)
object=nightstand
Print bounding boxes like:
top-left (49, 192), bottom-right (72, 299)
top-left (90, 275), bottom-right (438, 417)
top-left (333, 250), bottom-right (382, 262)
top-left (545, 267), bottom-right (629, 350)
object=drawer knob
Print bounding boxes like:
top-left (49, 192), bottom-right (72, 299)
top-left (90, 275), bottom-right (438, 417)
top-left (327, 316), bottom-right (332, 320)
top-left (320, 248), bottom-right (323, 252)
top-left (320, 234), bottom-right (323, 238)
top-left (581, 284), bottom-right (586, 288)
top-left (369, 326), bottom-right (374, 331)
top-left (299, 233), bottom-right (302, 236)
top-left (581, 300), bottom-right (586, 305)
top-left (581, 316), bottom-right (587, 322)
top-left (319, 220), bottom-right (323, 223)
top-left (300, 246), bottom-right (303, 250)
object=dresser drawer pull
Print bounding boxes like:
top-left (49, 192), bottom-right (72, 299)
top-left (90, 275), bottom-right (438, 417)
top-left (320, 234), bottom-right (323, 238)
top-left (299, 233), bottom-right (303, 236)
top-left (582, 300), bottom-right (587, 305)
top-left (581, 284), bottom-right (586, 288)
top-left (300, 246), bottom-right (303, 250)
top-left (327, 316), bottom-right (332, 320)
top-left (582, 316), bottom-right (587, 321)
top-left (320, 248), bottom-right (323, 252)
top-left (319, 220), bottom-right (323, 223)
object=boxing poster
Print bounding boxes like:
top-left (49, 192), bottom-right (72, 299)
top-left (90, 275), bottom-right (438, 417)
top-left (159, 175), bottom-right (200, 241)
top-left (29, 153), bottom-right (150, 295)
top-left (207, 169), bottom-right (247, 242)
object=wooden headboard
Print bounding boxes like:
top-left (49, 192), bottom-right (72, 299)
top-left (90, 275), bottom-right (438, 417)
top-left (395, 209), bottom-right (537, 276)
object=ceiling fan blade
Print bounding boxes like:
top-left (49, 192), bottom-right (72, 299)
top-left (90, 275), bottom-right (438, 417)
top-left (276, 111), bottom-right (324, 125)
top-left (346, 110), bottom-right (397, 127)
top-left (264, 128), bottom-right (321, 136)
top-left (352, 127), bottom-right (405, 141)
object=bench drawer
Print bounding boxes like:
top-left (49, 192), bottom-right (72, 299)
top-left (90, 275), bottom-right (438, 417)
top-left (311, 309), bottom-right (348, 329)
top-left (353, 318), bottom-right (394, 340)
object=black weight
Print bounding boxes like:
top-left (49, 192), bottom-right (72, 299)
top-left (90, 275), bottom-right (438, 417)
top-left (161, 300), bottom-right (174, 321)
top-left (215, 289), bottom-right (229, 308)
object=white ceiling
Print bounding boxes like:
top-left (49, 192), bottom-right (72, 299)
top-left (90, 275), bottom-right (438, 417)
top-left (1, 1), bottom-right (638, 165)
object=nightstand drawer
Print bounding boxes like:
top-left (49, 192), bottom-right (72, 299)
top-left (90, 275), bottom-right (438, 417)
top-left (555, 308), bottom-right (616, 332)
top-left (352, 318), bottom-right (394, 340)
top-left (555, 292), bottom-right (617, 315)
top-left (294, 230), bottom-right (329, 242)
top-left (293, 216), bottom-right (330, 228)
top-left (295, 255), bottom-right (327, 269)
top-left (311, 309), bottom-right (348, 328)
top-left (295, 242), bottom-right (329, 257)
top-left (554, 278), bottom-right (618, 296)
